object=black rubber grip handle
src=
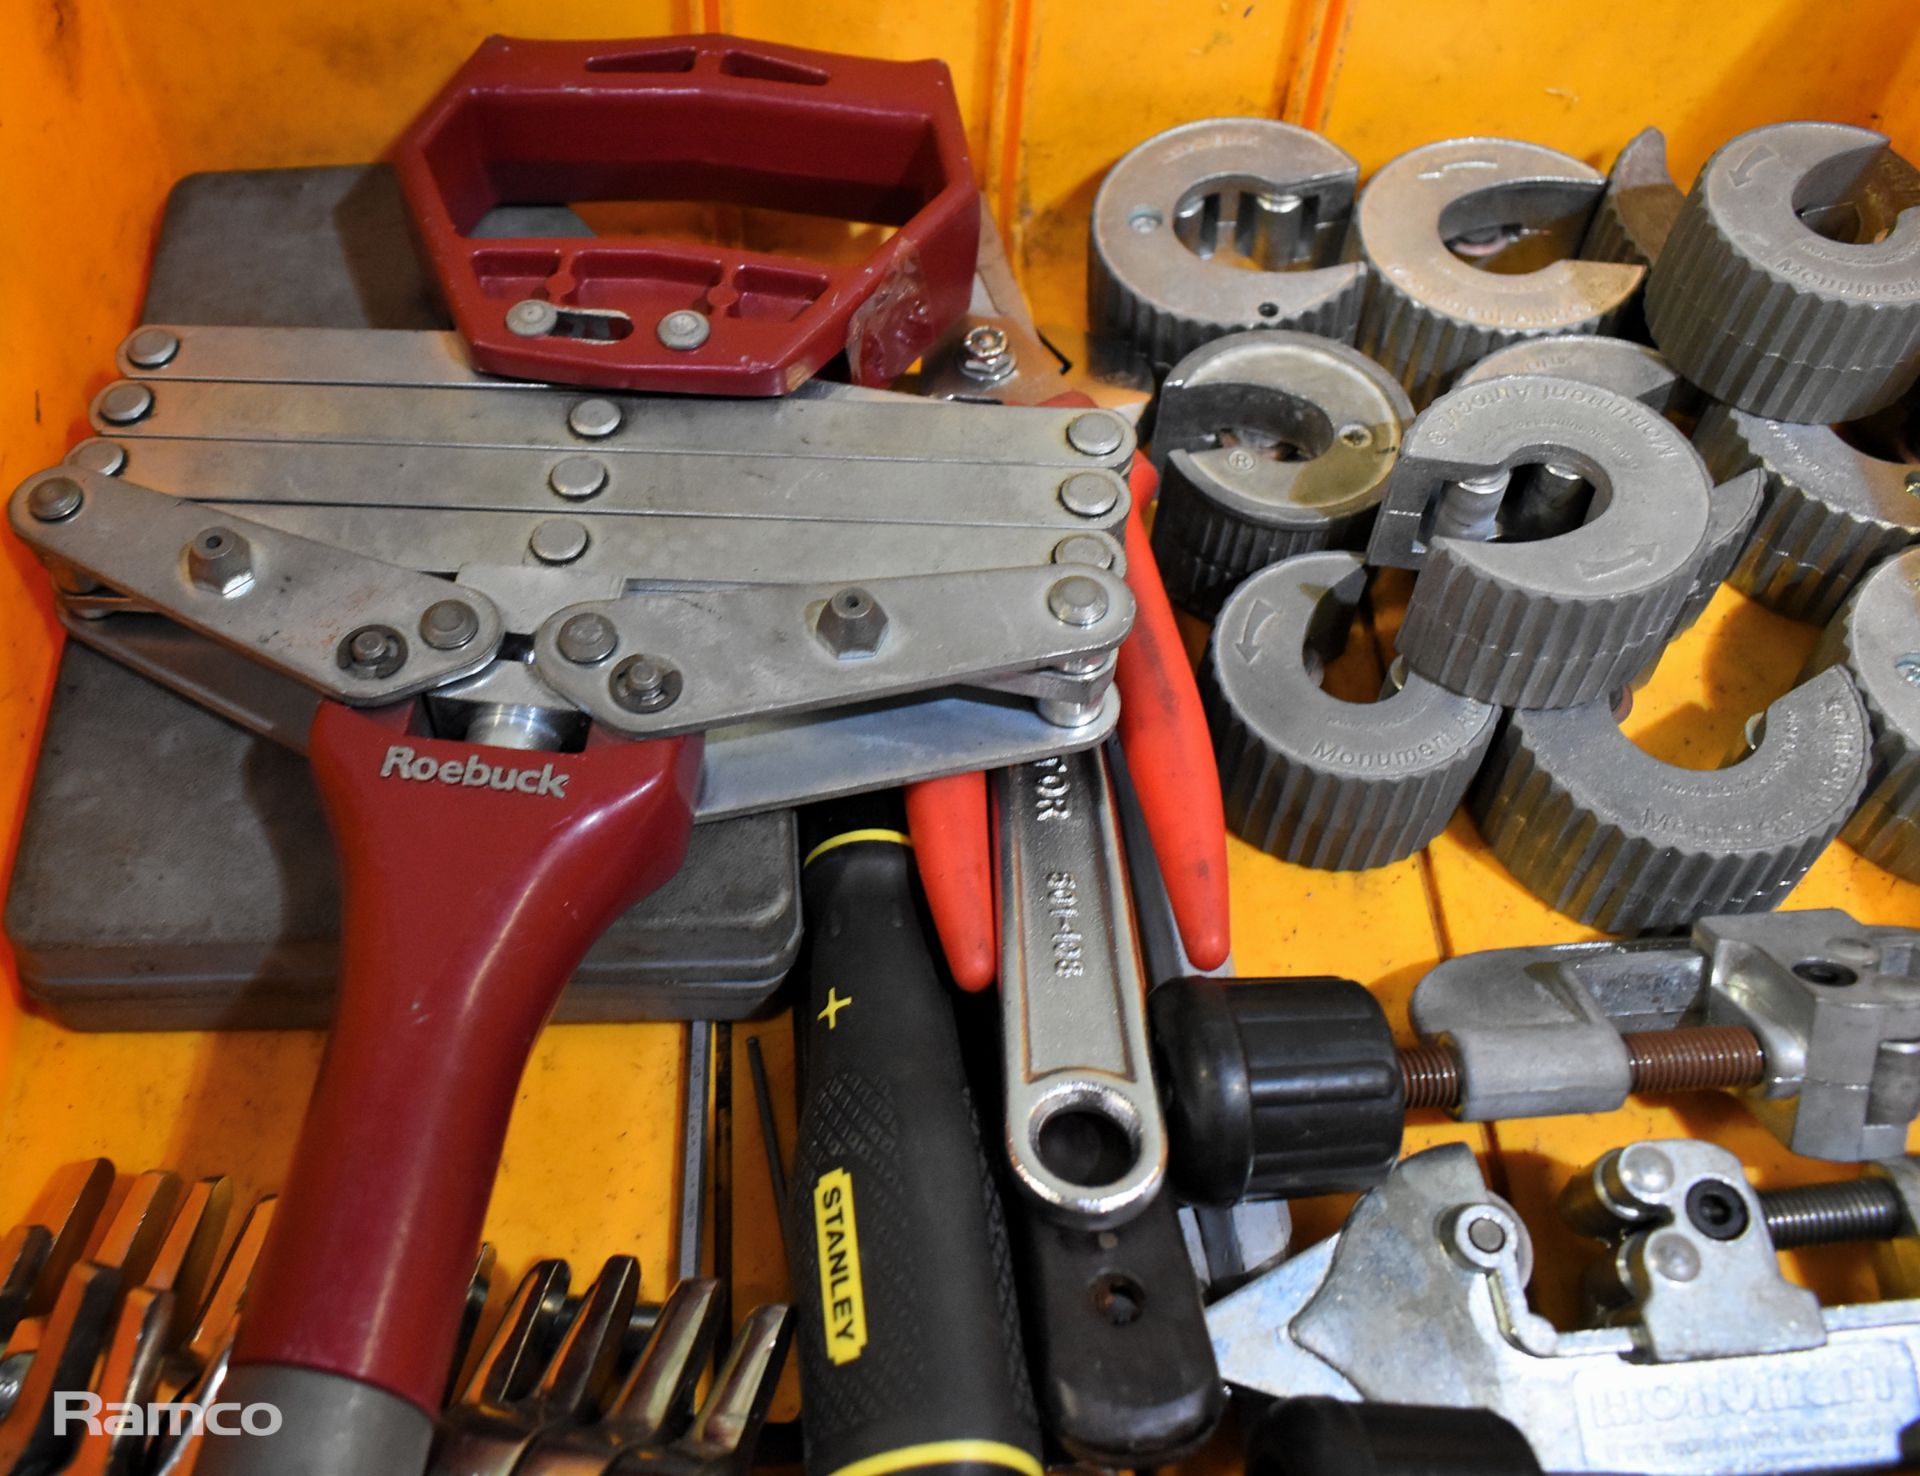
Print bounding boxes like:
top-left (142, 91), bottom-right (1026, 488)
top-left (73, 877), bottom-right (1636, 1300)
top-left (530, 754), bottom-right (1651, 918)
top-left (1246, 1396), bottom-right (1543, 1475)
top-left (790, 831), bottom-right (1042, 1476)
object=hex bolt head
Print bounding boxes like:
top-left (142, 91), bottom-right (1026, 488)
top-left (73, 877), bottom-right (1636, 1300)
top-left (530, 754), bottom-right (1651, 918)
top-left (609, 654), bottom-right (682, 713)
top-left (419, 599), bottom-right (480, 651)
top-left (557, 611), bottom-right (620, 665)
top-left (1619, 1145), bottom-right (1675, 1197)
top-left (97, 382), bottom-right (155, 426)
top-left (185, 527), bottom-right (255, 597)
top-left (568, 398), bottom-right (624, 439)
top-left (1648, 1232), bottom-right (1702, 1283)
top-left (1059, 472), bottom-right (1120, 519)
top-left (1066, 410), bottom-right (1126, 457)
top-left (548, 455), bottom-right (609, 501)
top-left (1052, 534), bottom-right (1116, 570)
top-left (1466, 1215), bottom-right (1507, 1254)
top-left (960, 324), bottom-right (1016, 384)
top-left (124, 327), bottom-right (180, 369)
top-left (507, 300), bottom-right (560, 338)
top-left (66, 440), bottom-right (126, 476)
top-left (26, 477), bottom-right (84, 522)
top-left (657, 310), bottom-right (712, 351)
top-left (336, 624), bottom-right (407, 680)
top-left (529, 518), bottom-right (590, 566)
top-left (815, 587), bottom-right (889, 658)
top-left (965, 324), bottom-right (1009, 359)
top-left (1047, 574), bottom-right (1111, 627)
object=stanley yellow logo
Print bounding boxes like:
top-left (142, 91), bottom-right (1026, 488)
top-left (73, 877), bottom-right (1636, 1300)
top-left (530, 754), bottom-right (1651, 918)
top-left (813, 1167), bottom-right (868, 1365)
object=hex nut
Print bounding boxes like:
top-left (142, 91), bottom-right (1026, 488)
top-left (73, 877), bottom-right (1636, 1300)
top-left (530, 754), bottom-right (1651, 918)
top-left (815, 587), bottom-right (889, 658)
top-left (185, 527), bottom-right (255, 597)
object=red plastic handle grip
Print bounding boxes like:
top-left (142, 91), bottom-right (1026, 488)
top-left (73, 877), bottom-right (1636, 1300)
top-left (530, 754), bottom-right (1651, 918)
top-left (905, 771), bottom-right (995, 991)
top-left (233, 705), bottom-right (700, 1412)
top-left (909, 412), bottom-right (1232, 983)
top-left (1116, 458), bottom-right (1230, 970)
top-left (393, 34), bottom-right (980, 395)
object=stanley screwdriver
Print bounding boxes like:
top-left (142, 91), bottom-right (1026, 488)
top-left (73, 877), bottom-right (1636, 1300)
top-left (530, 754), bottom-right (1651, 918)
top-left (787, 800), bottom-right (1043, 1476)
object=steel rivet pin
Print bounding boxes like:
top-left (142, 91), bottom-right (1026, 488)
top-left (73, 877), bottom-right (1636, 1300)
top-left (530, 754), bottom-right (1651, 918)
top-left (657, 310), bottom-right (711, 351)
top-left (66, 440), bottom-right (126, 477)
top-left (1648, 1233), bottom-right (1701, 1283)
top-left (124, 328), bottom-right (180, 369)
top-left (557, 612), bottom-right (619, 665)
top-left (419, 600), bottom-right (481, 651)
top-left (337, 625), bottom-right (406, 679)
top-left (568, 398), bottom-right (624, 439)
top-left (1047, 574), bottom-right (1110, 627)
top-left (1058, 472), bottom-right (1120, 518)
top-left (529, 519), bottom-right (590, 566)
top-left (96, 382), bottom-right (155, 426)
top-left (1066, 411), bottom-right (1126, 457)
top-left (26, 477), bottom-right (83, 523)
top-left (609, 654), bottom-right (681, 713)
top-left (547, 455), bottom-right (609, 501)
top-left (507, 300), bottom-right (560, 337)
top-left (1052, 534), bottom-right (1115, 570)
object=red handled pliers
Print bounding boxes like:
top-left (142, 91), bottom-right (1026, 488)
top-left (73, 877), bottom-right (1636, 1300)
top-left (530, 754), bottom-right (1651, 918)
top-left (905, 206), bottom-right (1229, 988)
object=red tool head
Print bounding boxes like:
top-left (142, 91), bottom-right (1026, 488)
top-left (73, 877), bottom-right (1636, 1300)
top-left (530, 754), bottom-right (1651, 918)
top-left (393, 34), bottom-right (980, 394)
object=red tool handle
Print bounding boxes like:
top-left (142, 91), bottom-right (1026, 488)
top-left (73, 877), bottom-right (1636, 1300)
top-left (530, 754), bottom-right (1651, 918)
top-left (909, 412), bottom-right (1230, 984)
top-left (233, 704), bottom-right (700, 1412)
top-left (1115, 455), bottom-right (1230, 971)
top-left (904, 771), bottom-right (995, 991)
top-left (393, 34), bottom-right (979, 395)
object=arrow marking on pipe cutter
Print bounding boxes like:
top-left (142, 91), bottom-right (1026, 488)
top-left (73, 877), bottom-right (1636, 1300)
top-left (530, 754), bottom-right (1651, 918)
top-left (1236, 601), bottom-right (1277, 663)
top-left (1728, 147), bottom-right (1774, 187)
top-left (1576, 544), bottom-right (1658, 578)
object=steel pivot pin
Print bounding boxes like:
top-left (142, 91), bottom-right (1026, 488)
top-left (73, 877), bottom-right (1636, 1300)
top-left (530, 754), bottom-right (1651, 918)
top-left (1048, 575), bottom-right (1110, 626)
top-left (96, 382), bottom-right (155, 425)
top-left (124, 328), bottom-right (180, 369)
top-left (26, 477), bottom-right (83, 522)
top-left (419, 600), bottom-right (480, 651)
top-left (338, 625), bottom-right (406, 679)
top-left (557, 612), bottom-right (619, 664)
top-left (609, 654), bottom-right (681, 714)
top-left (1066, 411), bottom-right (1126, 457)
top-left (507, 300), bottom-right (560, 337)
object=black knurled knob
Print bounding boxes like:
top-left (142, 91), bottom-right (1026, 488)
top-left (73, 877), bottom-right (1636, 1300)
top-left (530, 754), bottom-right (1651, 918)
top-left (1149, 974), bottom-right (1404, 1205)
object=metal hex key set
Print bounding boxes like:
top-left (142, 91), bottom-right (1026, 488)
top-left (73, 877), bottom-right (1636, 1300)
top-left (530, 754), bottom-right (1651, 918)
top-left (3, 25), bottom-right (1920, 1476)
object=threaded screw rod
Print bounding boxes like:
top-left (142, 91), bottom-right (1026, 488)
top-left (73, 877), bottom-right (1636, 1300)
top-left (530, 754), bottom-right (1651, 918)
top-left (1399, 1024), bottom-right (1768, 1112)
top-left (1760, 1177), bottom-right (1908, 1250)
